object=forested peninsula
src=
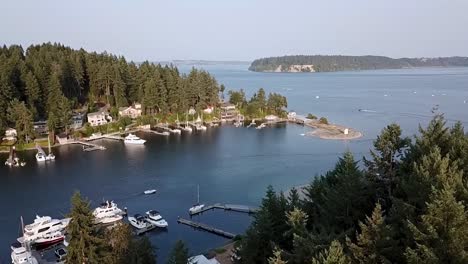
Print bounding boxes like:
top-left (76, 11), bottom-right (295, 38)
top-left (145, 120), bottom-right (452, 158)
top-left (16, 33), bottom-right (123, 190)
top-left (248, 55), bottom-right (468, 72)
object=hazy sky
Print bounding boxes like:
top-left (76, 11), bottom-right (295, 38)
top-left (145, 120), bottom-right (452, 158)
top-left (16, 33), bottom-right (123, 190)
top-left (2, 0), bottom-right (468, 61)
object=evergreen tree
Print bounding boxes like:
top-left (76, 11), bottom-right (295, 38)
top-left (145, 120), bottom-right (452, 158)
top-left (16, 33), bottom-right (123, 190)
top-left (7, 99), bottom-right (34, 143)
top-left (167, 240), bottom-right (188, 264)
top-left (364, 123), bottom-right (410, 205)
top-left (268, 247), bottom-right (288, 264)
top-left (66, 191), bottom-right (106, 264)
top-left (127, 236), bottom-right (157, 264)
top-left (311, 240), bottom-right (351, 264)
top-left (346, 203), bottom-right (395, 264)
top-left (405, 185), bottom-right (468, 264)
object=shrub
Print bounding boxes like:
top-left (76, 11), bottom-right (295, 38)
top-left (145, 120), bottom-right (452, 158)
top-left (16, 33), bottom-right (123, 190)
top-left (319, 117), bottom-right (329, 124)
top-left (307, 113), bottom-right (317, 119)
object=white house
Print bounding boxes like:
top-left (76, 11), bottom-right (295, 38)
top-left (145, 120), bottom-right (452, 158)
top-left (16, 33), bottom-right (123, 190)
top-left (203, 106), bottom-right (214, 114)
top-left (188, 255), bottom-right (220, 264)
top-left (87, 111), bottom-right (112, 127)
top-left (3, 128), bottom-right (17, 141)
top-left (265, 115), bottom-right (279, 121)
top-left (119, 103), bottom-right (142, 119)
top-left (287, 111), bottom-right (297, 119)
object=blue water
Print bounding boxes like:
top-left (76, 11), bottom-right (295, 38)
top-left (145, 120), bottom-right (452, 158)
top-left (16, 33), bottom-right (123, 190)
top-left (1, 65), bottom-right (468, 262)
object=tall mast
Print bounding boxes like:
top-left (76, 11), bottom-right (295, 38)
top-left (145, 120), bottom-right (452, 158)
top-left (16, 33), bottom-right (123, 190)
top-left (48, 134), bottom-right (52, 154)
top-left (197, 184), bottom-right (200, 204)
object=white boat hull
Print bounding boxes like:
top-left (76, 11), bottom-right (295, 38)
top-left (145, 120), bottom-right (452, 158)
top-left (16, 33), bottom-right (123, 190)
top-left (144, 189), bottom-right (156, 195)
top-left (124, 139), bottom-right (146, 144)
top-left (189, 204), bottom-right (205, 214)
top-left (95, 214), bottom-right (123, 225)
top-left (146, 218), bottom-right (168, 228)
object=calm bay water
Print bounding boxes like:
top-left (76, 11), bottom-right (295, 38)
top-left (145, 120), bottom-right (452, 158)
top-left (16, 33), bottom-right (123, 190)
top-left (1, 65), bottom-right (468, 262)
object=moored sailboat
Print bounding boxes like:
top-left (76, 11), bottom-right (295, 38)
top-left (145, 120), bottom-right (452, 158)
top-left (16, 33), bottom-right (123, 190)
top-left (189, 185), bottom-right (205, 215)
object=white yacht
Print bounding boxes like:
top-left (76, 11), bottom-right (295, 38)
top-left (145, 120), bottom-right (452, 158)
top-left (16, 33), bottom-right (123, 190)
top-left (128, 214), bottom-right (150, 229)
top-left (145, 210), bottom-right (168, 228)
top-left (11, 244), bottom-right (38, 264)
top-left (124, 134), bottom-right (146, 145)
top-left (144, 189), bottom-right (156, 195)
top-left (189, 185), bottom-right (205, 215)
top-left (92, 200), bottom-right (124, 224)
top-left (17, 216), bottom-right (70, 244)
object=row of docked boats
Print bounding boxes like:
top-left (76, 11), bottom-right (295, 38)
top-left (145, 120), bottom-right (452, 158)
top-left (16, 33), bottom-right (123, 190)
top-left (128, 210), bottom-right (168, 229)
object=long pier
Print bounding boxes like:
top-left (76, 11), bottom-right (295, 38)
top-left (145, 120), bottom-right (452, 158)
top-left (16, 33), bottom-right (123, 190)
top-left (177, 217), bottom-right (236, 239)
top-left (189, 203), bottom-right (259, 216)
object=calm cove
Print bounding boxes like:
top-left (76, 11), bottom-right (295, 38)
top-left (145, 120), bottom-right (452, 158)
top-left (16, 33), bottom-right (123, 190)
top-left (1, 65), bottom-right (468, 262)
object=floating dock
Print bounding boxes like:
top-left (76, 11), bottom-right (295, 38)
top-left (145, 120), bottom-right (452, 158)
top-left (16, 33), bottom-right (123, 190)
top-left (177, 217), bottom-right (236, 239)
top-left (189, 203), bottom-right (259, 216)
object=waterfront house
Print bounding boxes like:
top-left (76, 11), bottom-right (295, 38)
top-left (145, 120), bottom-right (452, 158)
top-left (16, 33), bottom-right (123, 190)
top-left (3, 128), bottom-right (17, 141)
top-left (203, 106), bottom-right (214, 114)
top-left (220, 102), bottom-right (238, 121)
top-left (87, 111), bottom-right (112, 127)
top-left (33, 121), bottom-right (48, 135)
top-left (118, 103), bottom-right (142, 119)
top-left (188, 255), bottom-right (220, 264)
top-left (287, 111), bottom-right (297, 119)
top-left (70, 113), bottom-right (84, 130)
top-left (265, 115), bottom-right (279, 121)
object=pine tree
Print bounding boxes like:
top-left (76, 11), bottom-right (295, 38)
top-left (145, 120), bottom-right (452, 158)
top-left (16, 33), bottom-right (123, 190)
top-left (405, 185), bottom-right (468, 264)
top-left (311, 240), bottom-right (351, 264)
top-left (66, 191), bottom-right (106, 264)
top-left (127, 236), bottom-right (157, 264)
top-left (7, 99), bottom-right (34, 143)
top-left (167, 240), bottom-right (188, 264)
top-left (363, 123), bottom-right (410, 205)
top-left (346, 203), bottom-right (394, 264)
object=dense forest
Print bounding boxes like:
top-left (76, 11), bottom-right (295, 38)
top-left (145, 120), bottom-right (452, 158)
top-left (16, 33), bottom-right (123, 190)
top-left (237, 115), bottom-right (468, 264)
top-left (248, 55), bottom-right (468, 72)
top-left (0, 43), bottom-right (221, 141)
top-left (228, 88), bottom-right (288, 118)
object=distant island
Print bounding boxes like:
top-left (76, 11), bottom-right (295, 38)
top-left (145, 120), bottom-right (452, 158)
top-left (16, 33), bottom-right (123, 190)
top-left (248, 55), bottom-right (468, 72)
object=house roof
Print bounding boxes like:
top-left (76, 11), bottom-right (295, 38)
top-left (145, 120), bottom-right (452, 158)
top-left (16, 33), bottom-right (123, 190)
top-left (87, 111), bottom-right (107, 117)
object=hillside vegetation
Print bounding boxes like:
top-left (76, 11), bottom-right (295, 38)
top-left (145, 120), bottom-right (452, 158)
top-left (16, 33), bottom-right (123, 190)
top-left (249, 55), bottom-right (468, 72)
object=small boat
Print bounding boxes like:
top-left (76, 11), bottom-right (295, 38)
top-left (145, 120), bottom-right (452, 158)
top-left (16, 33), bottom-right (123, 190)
top-left (196, 124), bottom-right (207, 131)
top-left (128, 214), bottom-right (149, 229)
top-left (183, 126), bottom-right (192, 132)
top-left (35, 152), bottom-right (46, 162)
top-left (171, 129), bottom-right (182, 134)
top-left (189, 185), bottom-right (205, 215)
top-left (145, 210), bottom-right (168, 228)
top-left (11, 243), bottom-right (38, 264)
top-left (46, 135), bottom-right (55, 161)
top-left (124, 133), bottom-right (146, 145)
top-left (256, 123), bottom-right (266, 130)
top-left (144, 189), bottom-right (156, 195)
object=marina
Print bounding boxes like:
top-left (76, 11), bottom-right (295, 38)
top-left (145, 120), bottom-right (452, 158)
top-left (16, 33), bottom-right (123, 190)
top-left (2, 66), bottom-right (468, 262)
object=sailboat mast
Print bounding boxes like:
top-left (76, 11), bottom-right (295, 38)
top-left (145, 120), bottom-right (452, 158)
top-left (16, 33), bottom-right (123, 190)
top-left (197, 184), bottom-right (200, 204)
top-left (20, 216), bottom-right (24, 235)
top-left (48, 134), bottom-right (52, 154)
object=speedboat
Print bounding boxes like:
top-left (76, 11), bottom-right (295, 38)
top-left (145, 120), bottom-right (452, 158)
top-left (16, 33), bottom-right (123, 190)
top-left (11, 243), bottom-right (38, 264)
top-left (145, 210), bottom-right (168, 228)
top-left (35, 152), bottom-right (46, 162)
top-left (124, 133), bottom-right (146, 145)
top-left (93, 201), bottom-right (124, 224)
top-left (35, 231), bottom-right (65, 249)
top-left (46, 153), bottom-right (55, 160)
top-left (128, 214), bottom-right (149, 229)
top-left (17, 216), bottom-right (70, 244)
top-left (144, 189), bottom-right (156, 195)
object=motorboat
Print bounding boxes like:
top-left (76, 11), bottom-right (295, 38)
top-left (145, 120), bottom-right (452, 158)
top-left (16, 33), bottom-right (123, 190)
top-left (256, 123), bottom-right (266, 130)
top-left (11, 243), bottom-right (38, 264)
top-left (93, 200), bottom-right (124, 224)
top-left (189, 185), bottom-right (205, 215)
top-left (145, 210), bottom-right (168, 228)
top-left (196, 124), bottom-right (207, 131)
top-left (171, 129), bottom-right (181, 134)
top-left (183, 126), bottom-right (192, 132)
top-left (124, 133), bottom-right (146, 145)
top-left (35, 152), bottom-right (46, 162)
top-left (144, 189), bottom-right (156, 195)
top-left (17, 216), bottom-right (70, 244)
top-left (34, 231), bottom-right (65, 249)
top-left (128, 214), bottom-right (150, 229)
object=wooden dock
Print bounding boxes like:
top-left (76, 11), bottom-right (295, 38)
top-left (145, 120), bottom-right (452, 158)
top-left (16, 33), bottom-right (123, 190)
top-left (189, 203), bottom-right (259, 216)
top-left (177, 217), bottom-right (236, 239)
top-left (68, 141), bottom-right (106, 152)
